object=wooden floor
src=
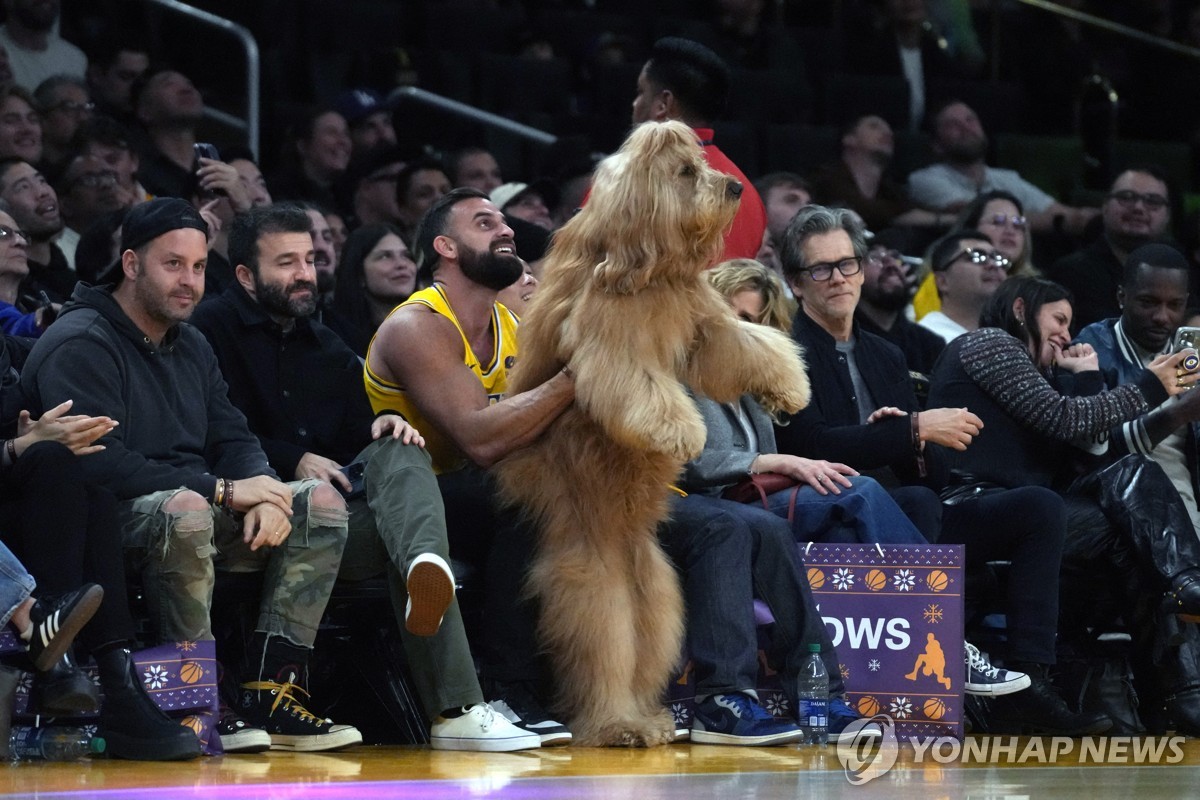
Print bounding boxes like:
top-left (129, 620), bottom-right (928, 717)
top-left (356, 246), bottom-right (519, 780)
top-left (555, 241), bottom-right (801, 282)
top-left (3, 737), bottom-right (1200, 799)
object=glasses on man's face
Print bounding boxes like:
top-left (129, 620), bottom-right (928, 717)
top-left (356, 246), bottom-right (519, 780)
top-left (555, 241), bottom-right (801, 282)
top-left (50, 100), bottom-right (95, 116)
top-left (866, 248), bottom-right (903, 266)
top-left (986, 213), bottom-right (1026, 229)
top-left (1108, 190), bottom-right (1168, 210)
top-left (0, 226), bottom-right (29, 242)
top-left (802, 256), bottom-right (863, 281)
top-left (942, 247), bottom-right (1011, 272)
top-left (71, 171), bottom-right (119, 190)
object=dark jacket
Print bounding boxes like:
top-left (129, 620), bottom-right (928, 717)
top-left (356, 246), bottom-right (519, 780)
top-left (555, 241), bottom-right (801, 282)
top-left (19, 282), bottom-right (272, 500)
top-left (854, 309), bottom-right (946, 379)
top-left (190, 282), bottom-right (376, 479)
top-left (1046, 236), bottom-right (1124, 333)
top-left (778, 309), bottom-right (940, 486)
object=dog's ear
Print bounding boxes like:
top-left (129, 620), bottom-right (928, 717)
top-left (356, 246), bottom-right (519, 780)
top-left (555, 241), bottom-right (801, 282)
top-left (593, 250), bottom-right (654, 294)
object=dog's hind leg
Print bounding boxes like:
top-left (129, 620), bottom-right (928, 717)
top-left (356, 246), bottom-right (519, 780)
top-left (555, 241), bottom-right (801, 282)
top-left (626, 533), bottom-right (685, 746)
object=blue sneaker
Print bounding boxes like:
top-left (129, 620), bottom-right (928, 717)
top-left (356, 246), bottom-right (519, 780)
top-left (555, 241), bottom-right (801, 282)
top-left (829, 697), bottom-right (883, 744)
top-left (691, 693), bottom-right (803, 746)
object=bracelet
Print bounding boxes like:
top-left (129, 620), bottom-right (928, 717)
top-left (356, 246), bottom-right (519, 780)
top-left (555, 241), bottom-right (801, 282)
top-left (222, 479), bottom-right (234, 513)
top-left (561, 364), bottom-right (574, 379)
top-left (5, 439), bottom-right (16, 464)
top-left (214, 479), bottom-right (225, 507)
top-left (911, 412), bottom-right (927, 478)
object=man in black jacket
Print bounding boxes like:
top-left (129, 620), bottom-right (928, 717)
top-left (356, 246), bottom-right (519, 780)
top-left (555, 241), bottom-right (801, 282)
top-left (20, 197), bottom-right (362, 754)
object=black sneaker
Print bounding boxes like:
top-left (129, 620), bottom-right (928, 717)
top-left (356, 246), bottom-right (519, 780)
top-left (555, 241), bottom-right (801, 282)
top-left (237, 674), bottom-right (363, 752)
top-left (487, 681), bottom-right (572, 746)
top-left (25, 584), bottom-right (104, 672)
top-left (217, 703), bottom-right (272, 753)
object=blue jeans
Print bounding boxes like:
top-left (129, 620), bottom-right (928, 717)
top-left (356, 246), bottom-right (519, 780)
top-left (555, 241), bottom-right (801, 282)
top-left (658, 494), bottom-right (845, 702)
top-left (0, 539), bottom-right (34, 629)
top-left (764, 475), bottom-right (927, 544)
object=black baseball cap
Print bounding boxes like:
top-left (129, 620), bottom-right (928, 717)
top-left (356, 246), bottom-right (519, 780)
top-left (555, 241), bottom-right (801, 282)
top-left (98, 197), bottom-right (209, 285)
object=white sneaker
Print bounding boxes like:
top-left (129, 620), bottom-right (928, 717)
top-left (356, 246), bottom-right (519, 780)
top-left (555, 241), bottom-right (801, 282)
top-left (406, 553), bottom-right (455, 636)
top-left (430, 704), bottom-right (542, 752)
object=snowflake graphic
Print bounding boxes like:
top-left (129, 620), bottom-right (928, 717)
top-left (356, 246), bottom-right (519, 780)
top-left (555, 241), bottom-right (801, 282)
top-left (868, 659), bottom-right (881, 672)
top-left (923, 604), bottom-right (944, 624)
top-left (889, 696), bottom-right (913, 719)
top-left (765, 695), bottom-right (790, 717)
top-left (669, 702), bottom-right (688, 726)
top-left (832, 568), bottom-right (855, 591)
top-left (143, 664), bottom-right (168, 690)
top-left (893, 569), bottom-right (915, 592)
top-left (840, 664), bottom-right (850, 681)
top-left (177, 640), bottom-right (198, 652)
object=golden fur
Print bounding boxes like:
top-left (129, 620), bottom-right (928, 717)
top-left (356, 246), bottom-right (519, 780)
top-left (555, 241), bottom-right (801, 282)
top-left (494, 121), bottom-right (811, 746)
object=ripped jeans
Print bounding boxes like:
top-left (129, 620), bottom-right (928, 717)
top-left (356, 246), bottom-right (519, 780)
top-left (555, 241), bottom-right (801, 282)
top-left (119, 479), bottom-right (349, 647)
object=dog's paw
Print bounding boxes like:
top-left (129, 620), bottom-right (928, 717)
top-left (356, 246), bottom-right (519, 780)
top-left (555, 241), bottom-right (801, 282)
top-left (760, 380), bottom-right (810, 414)
top-left (648, 413), bottom-right (706, 461)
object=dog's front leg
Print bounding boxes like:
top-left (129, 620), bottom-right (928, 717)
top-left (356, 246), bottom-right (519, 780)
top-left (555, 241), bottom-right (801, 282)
top-left (686, 315), bottom-right (811, 413)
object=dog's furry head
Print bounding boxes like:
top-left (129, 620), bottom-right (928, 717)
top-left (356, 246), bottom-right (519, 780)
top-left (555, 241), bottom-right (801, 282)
top-left (549, 120), bottom-right (742, 294)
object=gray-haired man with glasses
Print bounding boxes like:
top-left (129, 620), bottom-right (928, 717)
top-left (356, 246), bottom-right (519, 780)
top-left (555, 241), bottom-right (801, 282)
top-left (1049, 166), bottom-right (1174, 331)
top-left (918, 229), bottom-right (1011, 344)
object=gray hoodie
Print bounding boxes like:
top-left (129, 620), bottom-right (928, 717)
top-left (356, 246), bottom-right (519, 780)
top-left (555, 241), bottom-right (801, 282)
top-left (20, 282), bottom-right (273, 500)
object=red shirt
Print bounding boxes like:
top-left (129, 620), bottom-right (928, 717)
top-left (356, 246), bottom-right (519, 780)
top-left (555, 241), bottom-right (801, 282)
top-left (694, 127), bottom-right (767, 261)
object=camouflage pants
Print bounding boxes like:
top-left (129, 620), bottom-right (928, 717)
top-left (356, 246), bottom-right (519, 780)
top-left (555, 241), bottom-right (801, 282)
top-left (120, 479), bottom-right (349, 647)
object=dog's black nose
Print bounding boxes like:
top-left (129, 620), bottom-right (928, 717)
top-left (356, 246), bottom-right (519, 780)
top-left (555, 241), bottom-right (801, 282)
top-left (728, 180), bottom-right (743, 199)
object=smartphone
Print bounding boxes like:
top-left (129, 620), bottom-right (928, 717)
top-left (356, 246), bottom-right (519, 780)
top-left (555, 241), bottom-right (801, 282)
top-left (337, 461), bottom-right (366, 500)
top-left (192, 142), bottom-right (224, 199)
top-left (1173, 326), bottom-right (1200, 372)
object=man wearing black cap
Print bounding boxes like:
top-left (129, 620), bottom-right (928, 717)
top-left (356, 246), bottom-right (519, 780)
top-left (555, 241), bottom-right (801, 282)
top-left (333, 88), bottom-right (398, 156)
top-left (339, 144), bottom-right (406, 228)
top-left (20, 197), bottom-right (363, 754)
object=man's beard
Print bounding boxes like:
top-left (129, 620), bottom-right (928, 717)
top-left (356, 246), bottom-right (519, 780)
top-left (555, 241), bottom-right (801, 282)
top-left (941, 135), bottom-right (988, 165)
top-left (861, 281), bottom-right (908, 313)
top-left (257, 277), bottom-right (318, 319)
top-left (315, 269), bottom-right (335, 295)
top-left (460, 244), bottom-right (523, 292)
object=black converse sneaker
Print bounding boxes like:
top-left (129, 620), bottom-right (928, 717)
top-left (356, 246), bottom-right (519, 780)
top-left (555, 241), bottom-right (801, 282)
top-left (236, 671), bottom-right (362, 752)
top-left (216, 702), bottom-right (272, 754)
top-left (487, 681), bottom-right (572, 746)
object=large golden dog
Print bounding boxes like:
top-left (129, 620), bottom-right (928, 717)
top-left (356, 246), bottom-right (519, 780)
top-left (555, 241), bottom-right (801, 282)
top-left (495, 120), bottom-right (810, 746)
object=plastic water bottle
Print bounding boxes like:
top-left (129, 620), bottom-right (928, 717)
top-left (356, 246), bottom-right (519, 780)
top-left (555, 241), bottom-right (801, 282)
top-left (9, 726), bottom-right (105, 761)
top-left (797, 643), bottom-right (829, 745)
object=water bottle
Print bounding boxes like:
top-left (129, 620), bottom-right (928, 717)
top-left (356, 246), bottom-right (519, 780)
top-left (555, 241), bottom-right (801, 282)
top-left (797, 643), bottom-right (829, 746)
top-left (9, 726), bottom-right (105, 761)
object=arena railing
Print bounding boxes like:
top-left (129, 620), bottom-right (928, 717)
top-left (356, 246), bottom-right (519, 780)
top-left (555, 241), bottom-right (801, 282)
top-left (388, 86), bottom-right (559, 147)
top-left (144, 0), bottom-right (261, 157)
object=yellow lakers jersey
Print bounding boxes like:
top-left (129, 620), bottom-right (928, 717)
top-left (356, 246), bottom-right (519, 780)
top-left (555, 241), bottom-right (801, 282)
top-left (364, 284), bottom-right (520, 473)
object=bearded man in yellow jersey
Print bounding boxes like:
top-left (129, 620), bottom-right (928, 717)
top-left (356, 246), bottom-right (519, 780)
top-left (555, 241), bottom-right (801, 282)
top-left (364, 187), bottom-right (576, 743)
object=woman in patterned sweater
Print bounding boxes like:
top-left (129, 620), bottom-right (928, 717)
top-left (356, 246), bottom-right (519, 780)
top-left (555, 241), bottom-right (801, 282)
top-left (928, 275), bottom-right (1200, 735)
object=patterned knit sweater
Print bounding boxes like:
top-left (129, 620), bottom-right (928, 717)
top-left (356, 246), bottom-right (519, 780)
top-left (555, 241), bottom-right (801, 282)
top-left (926, 328), bottom-right (1166, 488)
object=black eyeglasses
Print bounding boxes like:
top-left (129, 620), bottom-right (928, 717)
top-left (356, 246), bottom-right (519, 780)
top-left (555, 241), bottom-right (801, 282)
top-left (866, 249), bottom-right (903, 266)
top-left (1108, 190), bottom-right (1168, 210)
top-left (801, 256), bottom-right (862, 281)
top-left (985, 213), bottom-right (1026, 229)
top-left (50, 100), bottom-right (95, 115)
top-left (70, 171), bottom-right (118, 190)
top-left (0, 226), bottom-right (29, 242)
top-left (940, 247), bottom-right (1011, 272)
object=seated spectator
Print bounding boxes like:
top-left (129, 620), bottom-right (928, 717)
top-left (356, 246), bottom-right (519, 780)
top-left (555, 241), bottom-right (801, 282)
top-left (1, 333), bottom-right (200, 760)
top-left (328, 222), bottom-right (416, 357)
top-left (490, 181), bottom-right (556, 232)
top-left (0, 1), bottom-right (85, 91)
top-left (394, 159), bottom-right (451, 246)
top-left (130, 67), bottom-right (207, 200)
top-left (20, 198), bottom-right (362, 754)
top-left (450, 146), bottom-right (503, 194)
top-left (853, 227), bottom-right (945, 376)
top-left (190, 204), bottom-right (539, 752)
top-left (270, 106), bottom-right (352, 210)
top-left (33, 74), bottom-right (91, 168)
top-left (753, 173), bottom-right (810, 281)
top-left (1048, 166), bottom-right (1174, 331)
top-left (496, 257), bottom-right (539, 317)
top-left (294, 202), bottom-right (338, 299)
top-left (74, 116), bottom-right (151, 206)
top-left (332, 88), bottom-right (398, 156)
top-left (84, 38), bottom-right (149, 126)
top-left (927, 275), bottom-right (1200, 734)
top-left (907, 100), bottom-right (1097, 235)
top-left (338, 144), bottom-right (405, 228)
top-left (918, 229), bottom-right (1011, 343)
top-left (0, 202), bottom-right (52, 336)
top-left (0, 85), bottom-right (42, 165)
top-left (777, 205), bottom-right (1113, 732)
top-left (0, 158), bottom-right (70, 304)
top-left (325, 209), bottom-right (348, 261)
top-left (186, 148), bottom-right (258, 297)
top-left (54, 152), bottom-right (129, 270)
top-left (811, 114), bottom-right (947, 231)
top-left (220, 145), bottom-right (272, 209)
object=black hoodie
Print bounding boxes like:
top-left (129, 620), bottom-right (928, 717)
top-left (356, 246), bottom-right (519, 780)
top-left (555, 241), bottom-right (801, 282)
top-left (19, 282), bottom-right (273, 500)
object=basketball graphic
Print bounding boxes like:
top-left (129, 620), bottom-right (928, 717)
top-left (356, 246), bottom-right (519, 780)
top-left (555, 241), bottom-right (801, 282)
top-left (180, 716), bottom-right (204, 735)
top-left (807, 567), bottom-right (826, 590)
top-left (923, 697), bottom-right (947, 720)
top-left (857, 695), bottom-right (881, 717)
top-left (179, 661), bottom-right (204, 684)
top-left (864, 569), bottom-right (887, 591)
top-left (926, 570), bottom-right (950, 592)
